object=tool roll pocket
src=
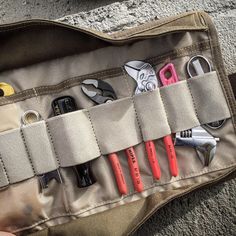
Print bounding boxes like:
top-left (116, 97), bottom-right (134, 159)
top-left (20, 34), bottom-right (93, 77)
top-left (0, 70), bottom-right (231, 184)
top-left (47, 110), bottom-right (100, 167)
top-left (0, 11), bottom-right (235, 235)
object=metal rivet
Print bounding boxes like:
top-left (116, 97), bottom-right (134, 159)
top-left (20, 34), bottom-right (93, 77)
top-left (22, 110), bottom-right (41, 125)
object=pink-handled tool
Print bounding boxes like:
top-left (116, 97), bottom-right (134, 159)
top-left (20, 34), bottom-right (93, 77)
top-left (159, 63), bottom-right (179, 177)
top-left (159, 63), bottom-right (179, 85)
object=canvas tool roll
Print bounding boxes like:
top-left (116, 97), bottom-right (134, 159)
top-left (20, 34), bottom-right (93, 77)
top-left (0, 11), bottom-right (235, 236)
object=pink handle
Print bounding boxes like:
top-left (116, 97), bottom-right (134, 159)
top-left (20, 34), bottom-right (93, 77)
top-left (159, 63), bottom-right (179, 86)
top-left (159, 63), bottom-right (179, 177)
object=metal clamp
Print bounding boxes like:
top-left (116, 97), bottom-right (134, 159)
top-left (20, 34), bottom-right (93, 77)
top-left (187, 55), bottom-right (212, 78)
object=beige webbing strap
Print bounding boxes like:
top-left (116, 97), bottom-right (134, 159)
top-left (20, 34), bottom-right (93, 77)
top-left (0, 71), bottom-right (231, 187)
top-left (21, 121), bottom-right (58, 174)
top-left (47, 110), bottom-right (100, 167)
top-left (0, 129), bottom-right (34, 185)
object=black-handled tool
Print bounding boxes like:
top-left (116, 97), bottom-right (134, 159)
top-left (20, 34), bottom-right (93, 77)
top-left (52, 96), bottom-right (96, 188)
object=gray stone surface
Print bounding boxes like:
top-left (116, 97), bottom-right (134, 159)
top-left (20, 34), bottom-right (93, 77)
top-left (0, 1), bottom-right (235, 235)
top-left (136, 176), bottom-right (236, 236)
top-left (57, 0), bottom-right (236, 75)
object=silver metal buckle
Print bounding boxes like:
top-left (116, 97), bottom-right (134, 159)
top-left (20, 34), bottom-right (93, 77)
top-left (187, 55), bottom-right (212, 78)
top-left (38, 169), bottom-right (63, 190)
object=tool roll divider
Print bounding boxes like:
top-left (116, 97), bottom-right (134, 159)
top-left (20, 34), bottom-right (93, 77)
top-left (0, 70), bottom-right (231, 188)
top-left (47, 110), bottom-right (101, 167)
top-left (21, 121), bottom-right (59, 173)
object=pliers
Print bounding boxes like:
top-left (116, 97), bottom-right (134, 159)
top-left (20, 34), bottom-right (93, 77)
top-left (125, 61), bottom-right (178, 178)
top-left (82, 79), bottom-right (144, 194)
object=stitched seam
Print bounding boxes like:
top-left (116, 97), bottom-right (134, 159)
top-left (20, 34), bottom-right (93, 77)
top-left (33, 87), bottom-right (47, 121)
top-left (41, 85), bottom-right (72, 214)
top-left (0, 72), bottom-right (122, 106)
top-left (131, 97), bottom-right (144, 141)
top-left (112, 13), bottom-right (186, 37)
top-left (20, 129), bottom-right (36, 175)
top-left (205, 15), bottom-right (236, 132)
top-left (0, 40), bottom-right (211, 106)
top-left (45, 121), bottom-right (61, 167)
top-left (36, 73), bottom-right (120, 92)
top-left (0, 89), bottom-right (33, 98)
top-left (193, 14), bottom-right (197, 27)
top-left (112, 12), bottom-right (201, 38)
top-left (204, 12), bottom-right (236, 123)
top-left (13, 162), bottom-right (236, 233)
top-left (0, 21), bottom-right (63, 33)
top-left (186, 79), bottom-right (201, 123)
top-left (0, 21), bottom-right (107, 40)
top-left (122, 67), bottom-right (133, 96)
top-left (0, 153), bottom-right (10, 184)
top-left (148, 41), bottom-right (211, 65)
top-left (121, 68), bottom-right (143, 140)
top-left (0, 40), bottom-right (210, 106)
top-left (37, 68), bottom-right (121, 90)
top-left (0, 21), bottom-right (107, 39)
top-left (86, 109), bottom-right (102, 155)
top-left (29, 87), bottom-right (71, 214)
top-left (158, 91), bottom-right (172, 134)
top-left (114, 26), bottom-right (207, 39)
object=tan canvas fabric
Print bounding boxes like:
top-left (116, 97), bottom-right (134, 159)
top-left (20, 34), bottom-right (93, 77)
top-left (0, 11), bottom-right (235, 235)
top-left (0, 71), bottom-right (231, 186)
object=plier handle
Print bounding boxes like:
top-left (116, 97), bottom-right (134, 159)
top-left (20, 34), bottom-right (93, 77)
top-left (82, 79), bottom-right (144, 194)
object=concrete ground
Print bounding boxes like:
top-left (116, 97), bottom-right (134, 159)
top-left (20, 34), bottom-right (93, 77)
top-left (0, 1), bottom-right (235, 235)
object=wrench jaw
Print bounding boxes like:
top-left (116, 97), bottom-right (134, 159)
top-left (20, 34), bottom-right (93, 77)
top-left (124, 61), bottom-right (160, 94)
top-left (81, 79), bottom-right (117, 104)
top-left (175, 126), bottom-right (219, 166)
top-left (81, 86), bottom-right (108, 104)
top-left (81, 86), bottom-right (97, 98)
top-left (196, 143), bottom-right (217, 167)
top-left (82, 79), bottom-right (99, 87)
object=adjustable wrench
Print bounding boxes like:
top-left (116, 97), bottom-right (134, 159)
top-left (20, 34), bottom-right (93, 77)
top-left (124, 61), bottom-right (161, 180)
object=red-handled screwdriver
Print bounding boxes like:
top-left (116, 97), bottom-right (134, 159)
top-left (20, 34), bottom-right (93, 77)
top-left (145, 141), bottom-right (161, 179)
top-left (108, 153), bottom-right (128, 194)
top-left (125, 147), bottom-right (143, 192)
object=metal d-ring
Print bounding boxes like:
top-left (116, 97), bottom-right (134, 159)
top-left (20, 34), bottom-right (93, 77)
top-left (205, 119), bottom-right (226, 130)
top-left (187, 55), bottom-right (212, 78)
